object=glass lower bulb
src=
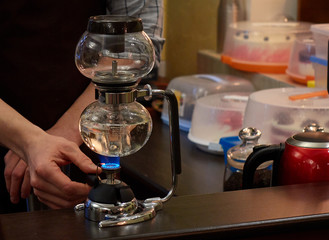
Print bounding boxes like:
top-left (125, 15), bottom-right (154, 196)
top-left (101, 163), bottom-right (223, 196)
top-left (79, 100), bottom-right (152, 157)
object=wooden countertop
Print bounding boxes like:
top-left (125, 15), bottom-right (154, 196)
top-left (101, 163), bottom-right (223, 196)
top-left (2, 182), bottom-right (329, 240)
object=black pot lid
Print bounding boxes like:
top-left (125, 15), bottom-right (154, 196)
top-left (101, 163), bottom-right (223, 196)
top-left (87, 15), bottom-right (143, 35)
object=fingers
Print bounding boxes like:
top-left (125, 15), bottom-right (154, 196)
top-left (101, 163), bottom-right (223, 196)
top-left (33, 181), bottom-right (91, 209)
top-left (29, 160), bottom-right (91, 209)
top-left (9, 160), bottom-right (28, 203)
top-left (4, 151), bottom-right (21, 192)
top-left (23, 135), bottom-right (97, 209)
top-left (4, 151), bottom-right (30, 204)
top-left (62, 143), bottom-right (99, 175)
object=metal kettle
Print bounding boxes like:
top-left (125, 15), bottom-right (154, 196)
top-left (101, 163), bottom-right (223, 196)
top-left (243, 124), bottom-right (329, 189)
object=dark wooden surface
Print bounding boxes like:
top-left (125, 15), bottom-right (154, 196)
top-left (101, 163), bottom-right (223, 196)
top-left (120, 110), bottom-right (225, 199)
top-left (2, 182), bottom-right (329, 240)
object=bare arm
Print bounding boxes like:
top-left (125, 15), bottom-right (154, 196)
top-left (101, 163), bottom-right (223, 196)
top-left (0, 98), bottom-right (44, 159)
top-left (48, 82), bottom-right (95, 144)
top-left (0, 98), bottom-right (98, 208)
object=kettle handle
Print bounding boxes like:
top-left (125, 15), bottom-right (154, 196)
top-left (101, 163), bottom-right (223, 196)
top-left (242, 143), bottom-right (285, 189)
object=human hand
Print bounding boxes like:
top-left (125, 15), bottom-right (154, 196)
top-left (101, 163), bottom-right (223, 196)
top-left (4, 150), bottom-right (31, 204)
top-left (23, 132), bottom-right (98, 209)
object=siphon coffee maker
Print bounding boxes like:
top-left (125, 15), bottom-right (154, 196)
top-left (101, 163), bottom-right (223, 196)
top-left (74, 15), bottom-right (181, 228)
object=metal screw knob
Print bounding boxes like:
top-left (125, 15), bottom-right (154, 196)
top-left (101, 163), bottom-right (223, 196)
top-left (239, 127), bottom-right (262, 141)
top-left (303, 123), bottom-right (324, 132)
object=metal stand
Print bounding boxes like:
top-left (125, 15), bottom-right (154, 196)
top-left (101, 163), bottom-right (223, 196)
top-left (75, 85), bottom-right (181, 228)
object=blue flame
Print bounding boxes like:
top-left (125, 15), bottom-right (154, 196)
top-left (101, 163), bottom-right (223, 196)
top-left (99, 155), bottom-right (120, 170)
top-left (102, 163), bottom-right (120, 170)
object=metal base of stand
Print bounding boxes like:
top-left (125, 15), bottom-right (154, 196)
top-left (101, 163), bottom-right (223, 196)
top-left (75, 197), bottom-right (162, 228)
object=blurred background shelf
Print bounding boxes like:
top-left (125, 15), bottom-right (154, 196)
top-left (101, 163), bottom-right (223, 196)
top-left (197, 49), bottom-right (304, 90)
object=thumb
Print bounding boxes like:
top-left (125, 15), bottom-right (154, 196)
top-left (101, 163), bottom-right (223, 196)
top-left (75, 154), bottom-right (99, 174)
top-left (64, 144), bottom-right (99, 174)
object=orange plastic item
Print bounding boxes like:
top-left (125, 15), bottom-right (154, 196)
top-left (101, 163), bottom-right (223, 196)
top-left (286, 69), bottom-right (314, 85)
top-left (221, 55), bottom-right (287, 74)
top-left (288, 90), bottom-right (328, 101)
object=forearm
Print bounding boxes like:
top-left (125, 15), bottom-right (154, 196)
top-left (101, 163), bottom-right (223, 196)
top-left (0, 98), bottom-right (45, 160)
top-left (48, 83), bottom-right (95, 145)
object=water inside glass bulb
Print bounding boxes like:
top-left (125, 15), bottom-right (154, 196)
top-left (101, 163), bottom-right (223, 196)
top-left (79, 100), bottom-right (152, 157)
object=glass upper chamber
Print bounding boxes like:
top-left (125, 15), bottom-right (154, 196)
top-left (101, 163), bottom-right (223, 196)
top-left (75, 15), bottom-right (155, 86)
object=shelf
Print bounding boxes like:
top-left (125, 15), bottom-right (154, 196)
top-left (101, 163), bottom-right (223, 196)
top-left (197, 49), bottom-right (305, 90)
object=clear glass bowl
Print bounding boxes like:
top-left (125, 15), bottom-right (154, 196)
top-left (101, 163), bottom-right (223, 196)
top-left (79, 100), bottom-right (153, 157)
top-left (75, 15), bottom-right (155, 86)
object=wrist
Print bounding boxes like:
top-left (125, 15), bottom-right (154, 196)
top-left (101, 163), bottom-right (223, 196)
top-left (19, 124), bottom-right (47, 161)
top-left (47, 123), bottom-right (83, 146)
